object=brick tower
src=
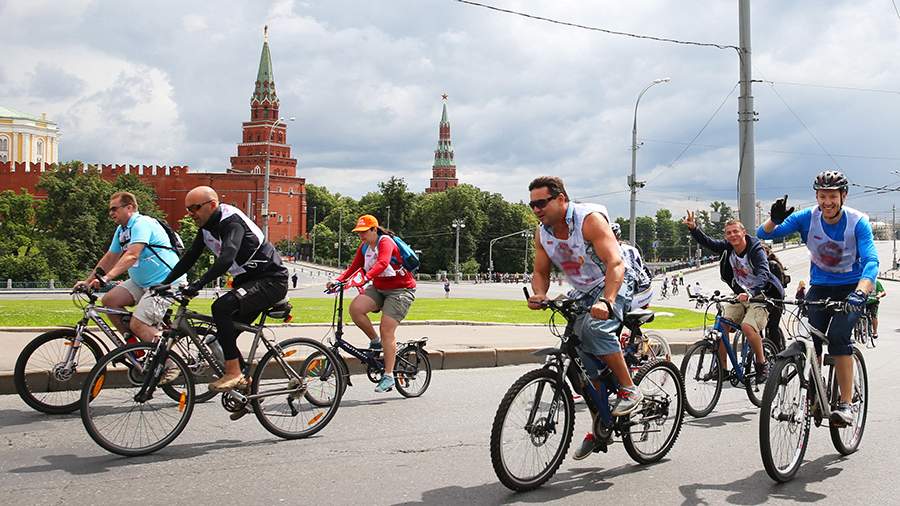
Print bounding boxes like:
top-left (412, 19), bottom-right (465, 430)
top-left (426, 94), bottom-right (458, 193)
top-left (230, 25), bottom-right (298, 177)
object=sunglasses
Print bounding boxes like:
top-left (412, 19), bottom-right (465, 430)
top-left (186, 200), bottom-right (214, 213)
top-left (528, 194), bottom-right (559, 210)
top-left (108, 203), bottom-right (129, 213)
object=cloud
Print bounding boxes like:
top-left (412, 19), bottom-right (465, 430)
top-left (1, 0), bottom-right (898, 222)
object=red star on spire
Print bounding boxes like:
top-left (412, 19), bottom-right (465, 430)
top-left (441, 93), bottom-right (448, 100)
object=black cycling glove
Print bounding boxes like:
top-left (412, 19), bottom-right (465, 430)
top-left (770, 195), bottom-right (795, 225)
top-left (181, 282), bottom-right (202, 299)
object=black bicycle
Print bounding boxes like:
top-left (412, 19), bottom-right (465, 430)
top-left (80, 284), bottom-right (344, 456)
top-left (14, 280), bottom-right (221, 414)
top-left (489, 289), bottom-right (685, 491)
top-left (759, 298), bottom-right (868, 482)
top-left (304, 275), bottom-right (431, 403)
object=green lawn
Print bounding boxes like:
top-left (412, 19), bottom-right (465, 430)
top-left (0, 297), bottom-right (708, 329)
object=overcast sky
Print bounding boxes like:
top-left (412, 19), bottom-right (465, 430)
top-left (2, 0), bottom-right (899, 223)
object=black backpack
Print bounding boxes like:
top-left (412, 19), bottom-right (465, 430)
top-left (146, 217), bottom-right (184, 269)
top-left (767, 250), bottom-right (791, 288)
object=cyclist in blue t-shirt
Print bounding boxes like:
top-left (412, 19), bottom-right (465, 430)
top-left (757, 170), bottom-right (879, 426)
top-left (76, 191), bottom-right (185, 346)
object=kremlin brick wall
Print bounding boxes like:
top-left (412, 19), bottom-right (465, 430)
top-left (0, 161), bottom-right (306, 243)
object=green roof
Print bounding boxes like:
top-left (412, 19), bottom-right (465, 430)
top-left (0, 105), bottom-right (54, 123)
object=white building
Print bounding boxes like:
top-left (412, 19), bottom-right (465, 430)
top-left (0, 106), bottom-right (59, 164)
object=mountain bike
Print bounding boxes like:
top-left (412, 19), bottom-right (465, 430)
top-left (14, 283), bottom-right (221, 414)
top-left (304, 273), bottom-right (431, 403)
top-left (80, 284), bottom-right (343, 456)
top-left (760, 298), bottom-right (868, 482)
top-left (489, 288), bottom-right (684, 492)
top-left (681, 291), bottom-right (779, 417)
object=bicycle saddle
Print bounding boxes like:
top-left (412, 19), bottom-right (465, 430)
top-left (266, 299), bottom-right (293, 319)
top-left (623, 308), bottom-right (655, 327)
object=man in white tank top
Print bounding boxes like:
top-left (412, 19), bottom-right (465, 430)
top-left (526, 176), bottom-right (642, 460)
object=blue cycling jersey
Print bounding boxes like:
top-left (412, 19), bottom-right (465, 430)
top-left (757, 206), bottom-right (879, 286)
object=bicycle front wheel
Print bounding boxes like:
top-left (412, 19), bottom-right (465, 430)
top-left (643, 331), bottom-right (672, 363)
top-left (80, 343), bottom-right (195, 456)
top-left (830, 347), bottom-right (868, 455)
top-left (760, 357), bottom-right (810, 483)
top-left (394, 347), bottom-right (432, 398)
top-left (251, 338), bottom-right (343, 439)
top-left (301, 349), bottom-right (346, 407)
top-left (14, 329), bottom-right (104, 414)
top-left (745, 338), bottom-right (780, 407)
top-left (680, 341), bottom-right (723, 418)
top-left (489, 368), bottom-right (574, 492)
top-left (623, 360), bottom-right (685, 464)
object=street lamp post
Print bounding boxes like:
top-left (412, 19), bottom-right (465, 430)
top-left (337, 207), bottom-right (343, 266)
top-left (263, 116), bottom-right (295, 239)
top-left (629, 77), bottom-right (671, 245)
top-left (451, 218), bottom-right (465, 282)
top-left (386, 205), bottom-right (390, 230)
top-left (311, 205), bottom-right (317, 263)
top-left (522, 230), bottom-right (534, 273)
top-left (488, 228), bottom-right (530, 280)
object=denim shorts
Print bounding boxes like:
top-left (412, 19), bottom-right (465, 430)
top-left (572, 279), bottom-right (633, 364)
top-left (806, 284), bottom-right (859, 356)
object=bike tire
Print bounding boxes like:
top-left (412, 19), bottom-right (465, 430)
top-left (80, 342), bottom-right (195, 456)
top-left (301, 349), bottom-right (347, 407)
top-left (251, 338), bottom-right (343, 440)
top-left (14, 329), bottom-right (104, 414)
top-left (166, 326), bottom-right (222, 404)
top-left (642, 331), bottom-right (672, 363)
top-left (623, 360), bottom-right (685, 464)
top-left (489, 367), bottom-right (574, 492)
top-left (394, 347), bottom-right (432, 398)
top-left (745, 338), bottom-right (780, 408)
top-left (680, 341), bottom-right (723, 418)
top-left (829, 347), bottom-right (868, 455)
top-left (759, 357), bottom-right (810, 483)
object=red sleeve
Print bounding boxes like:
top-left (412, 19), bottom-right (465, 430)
top-left (336, 244), bottom-right (364, 281)
top-left (363, 236), bottom-right (395, 279)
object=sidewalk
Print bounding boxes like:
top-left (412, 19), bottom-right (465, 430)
top-left (0, 323), bottom-right (703, 394)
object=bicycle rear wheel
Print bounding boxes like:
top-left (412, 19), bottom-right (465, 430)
top-left (829, 347), bottom-right (868, 455)
top-left (643, 331), bottom-right (672, 363)
top-left (394, 347), bottom-right (432, 398)
top-left (80, 343), bottom-right (195, 456)
top-left (14, 329), bottom-right (104, 414)
top-left (744, 338), bottom-right (779, 407)
top-left (251, 338), bottom-right (343, 439)
top-left (760, 357), bottom-right (810, 483)
top-left (489, 368), bottom-right (574, 492)
top-left (623, 360), bottom-right (685, 464)
top-left (680, 340), bottom-right (723, 418)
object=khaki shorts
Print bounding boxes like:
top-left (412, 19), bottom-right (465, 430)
top-left (363, 286), bottom-right (415, 322)
top-left (120, 279), bottom-right (172, 327)
top-left (722, 301), bottom-right (769, 333)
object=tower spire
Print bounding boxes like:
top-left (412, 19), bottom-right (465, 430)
top-left (252, 26), bottom-right (278, 106)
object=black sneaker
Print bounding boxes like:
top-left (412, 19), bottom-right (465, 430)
top-left (572, 433), bottom-right (598, 460)
top-left (755, 362), bottom-right (770, 385)
top-left (368, 341), bottom-right (383, 351)
top-left (830, 402), bottom-right (854, 427)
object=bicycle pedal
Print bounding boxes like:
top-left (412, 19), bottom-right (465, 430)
top-left (229, 408), bottom-right (250, 421)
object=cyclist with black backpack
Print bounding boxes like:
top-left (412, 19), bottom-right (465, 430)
top-left (75, 191), bottom-right (186, 347)
top-left (328, 214), bottom-right (417, 393)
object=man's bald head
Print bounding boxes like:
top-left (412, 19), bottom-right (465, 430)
top-left (185, 186), bottom-right (220, 227)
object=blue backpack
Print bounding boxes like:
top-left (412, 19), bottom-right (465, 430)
top-left (361, 235), bottom-right (420, 273)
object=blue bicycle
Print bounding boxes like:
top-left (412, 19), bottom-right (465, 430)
top-left (489, 289), bottom-right (685, 491)
top-left (681, 291), bottom-right (779, 417)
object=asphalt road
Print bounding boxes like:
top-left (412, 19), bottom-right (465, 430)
top-left (1, 307), bottom-right (896, 505)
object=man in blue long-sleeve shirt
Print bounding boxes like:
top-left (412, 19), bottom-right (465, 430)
top-left (757, 170), bottom-right (879, 426)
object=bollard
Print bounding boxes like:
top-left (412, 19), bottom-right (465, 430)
top-left (49, 279), bottom-right (55, 289)
top-left (6, 279), bottom-right (11, 289)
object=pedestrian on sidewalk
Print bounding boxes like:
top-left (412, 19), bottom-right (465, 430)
top-left (291, 270), bottom-right (298, 288)
top-left (443, 277), bottom-right (451, 298)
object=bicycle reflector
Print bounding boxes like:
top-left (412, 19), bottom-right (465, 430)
top-left (91, 374), bottom-right (106, 398)
top-left (178, 392), bottom-right (186, 412)
top-left (308, 412), bottom-right (324, 426)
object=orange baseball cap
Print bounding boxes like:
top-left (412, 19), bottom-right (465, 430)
top-left (352, 214), bottom-right (379, 232)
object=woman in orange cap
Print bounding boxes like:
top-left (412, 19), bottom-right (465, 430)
top-left (329, 214), bottom-right (417, 393)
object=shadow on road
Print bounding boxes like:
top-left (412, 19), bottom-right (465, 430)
top-left (7, 438), bottom-right (288, 475)
top-left (678, 453), bottom-right (847, 505)
top-left (684, 409), bottom-right (757, 429)
top-left (0, 407), bottom-right (81, 429)
top-left (395, 462), bottom-right (654, 505)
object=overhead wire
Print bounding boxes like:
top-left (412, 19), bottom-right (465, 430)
top-left (454, 0), bottom-right (740, 52)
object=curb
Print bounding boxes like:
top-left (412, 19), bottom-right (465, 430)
top-left (0, 342), bottom-right (696, 395)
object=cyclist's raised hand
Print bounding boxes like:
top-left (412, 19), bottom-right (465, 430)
top-left (527, 293), bottom-right (549, 310)
top-left (682, 210), bottom-right (697, 230)
top-left (770, 195), bottom-right (795, 224)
